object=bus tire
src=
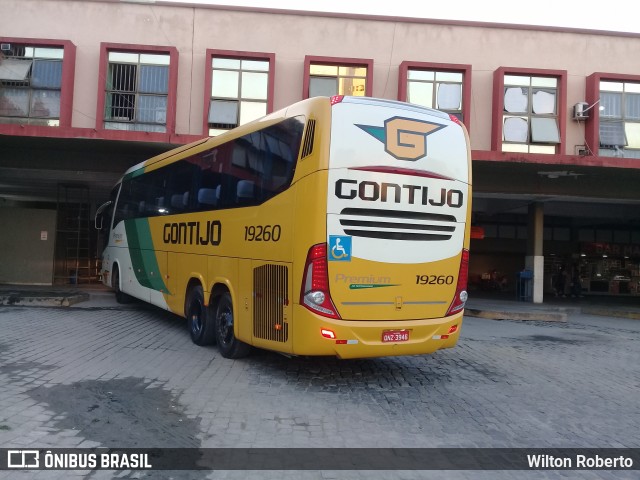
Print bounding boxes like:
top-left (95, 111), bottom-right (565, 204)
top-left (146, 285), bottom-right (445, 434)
top-left (112, 264), bottom-right (132, 304)
top-left (187, 285), bottom-right (216, 346)
top-left (214, 292), bottom-right (251, 359)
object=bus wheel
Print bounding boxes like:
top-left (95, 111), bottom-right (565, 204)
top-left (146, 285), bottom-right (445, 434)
top-left (112, 265), bottom-right (131, 304)
top-left (187, 285), bottom-right (216, 346)
top-left (214, 292), bottom-right (251, 359)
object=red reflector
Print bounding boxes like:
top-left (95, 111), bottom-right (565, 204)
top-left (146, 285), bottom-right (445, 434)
top-left (335, 339), bottom-right (347, 344)
top-left (330, 95), bottom-right (344, 105)
top-left (441, 335), bottom-right (449, 340)
top-left (321, 328), bottom-right (336, 339)
top-left (448, 325), bottom-right (458, 334)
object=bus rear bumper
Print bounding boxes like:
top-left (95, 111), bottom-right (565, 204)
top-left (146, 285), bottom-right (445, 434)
top-left (290, 305), bottom-right (464, 359)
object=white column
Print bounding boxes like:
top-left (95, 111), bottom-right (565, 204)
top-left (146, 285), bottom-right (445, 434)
top-left (526, 203), bottom-right (545, 303)
top-left (525, 255), bottom-right (544, 303)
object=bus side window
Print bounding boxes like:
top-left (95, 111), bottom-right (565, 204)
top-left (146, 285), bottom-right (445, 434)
top-left (164, 161), bottom-right (196, 215)
top-left (197, 187), bottom-right (218, 208)
top-left (155, 196), bottom-right (166, 214)
top-left (215, 179), bottom-right (235, 208)
top-left (236, 180), bottom-right (255, 206)
top-left (113, 182), bottom-right (132, 227)
top-left (170, 194), bottom-right (183, 210)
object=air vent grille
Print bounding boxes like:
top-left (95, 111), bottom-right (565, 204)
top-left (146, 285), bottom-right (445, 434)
top-left (301, 119), bottom-right (316, 158)
top-left (339, 208), bottom-right (457, 241)
top-left (253, 264), bottom-right (289, 342)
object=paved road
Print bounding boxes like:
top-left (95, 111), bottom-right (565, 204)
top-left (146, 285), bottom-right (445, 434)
top-left (0, 295), bottom-right (638, 479)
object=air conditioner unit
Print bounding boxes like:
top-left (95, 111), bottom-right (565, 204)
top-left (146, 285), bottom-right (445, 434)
top-left (573, 102), bottom-right (590, 120)
top-left (0, 44), bottom-right (11, 51)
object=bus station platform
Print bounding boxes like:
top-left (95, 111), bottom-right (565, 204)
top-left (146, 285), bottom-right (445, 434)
top-left (1, 284), bottom-right (639, 321)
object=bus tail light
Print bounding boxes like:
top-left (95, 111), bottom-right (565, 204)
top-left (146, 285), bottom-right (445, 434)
top-left (301, 243), bottom-right (341, 319)
top-left (445, 249), bottom-right (469, 316)
top-left (330, 95), bottom-right (344, 105)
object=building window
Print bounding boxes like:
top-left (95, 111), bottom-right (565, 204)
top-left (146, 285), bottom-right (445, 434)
top-left (0, 43), bottom-right (63, 126)
top-left (104, 51), bottom-right (170, 133)
top-left (398, 62), bottom-right (471, 128)
top-left (406, 69), bottom-right (464, 120)
top-left (309, 64), bottom-right (367, 97)
top-left (502, 75), bottom-right (560, 154)
top-left (208, 56), bottom-right (270, 137)
top-left (599, 80), bottom-right (640, 158)
top-left (304, 56), bottom-right (373, 99)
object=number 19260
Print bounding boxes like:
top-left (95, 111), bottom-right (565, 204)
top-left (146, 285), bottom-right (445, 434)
top-left (244, 224), bottom-right (281, 242)
top-left (416, 275), bottom-right (454, 285)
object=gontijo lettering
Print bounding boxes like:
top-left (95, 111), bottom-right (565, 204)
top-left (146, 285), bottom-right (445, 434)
top-left (335, 180), bottom-right (464, 207)
top-left (163, 220), bottom-right (221, 246)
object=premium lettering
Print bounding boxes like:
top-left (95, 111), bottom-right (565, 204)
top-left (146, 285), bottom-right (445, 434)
top-left (335, 179), bottom-right (463, 208)
top-left (163, 220), bottom-right (221, 246)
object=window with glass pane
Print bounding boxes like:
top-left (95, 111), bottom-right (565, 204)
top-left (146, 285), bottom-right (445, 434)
top-left (0, 44), bottom-right (63, 126)
top-left (209, 57), bottom-right (269, 136)
top-left (309, 63), bottom-right (368, 98)
top-left (407, 70), bottom-right (463, 119)
top-left (599, 81), bottom-right (640, 158)
top-left (502, 75), bottom-right (559, 154)
top-left (104, 52), bottom-right (169, 133)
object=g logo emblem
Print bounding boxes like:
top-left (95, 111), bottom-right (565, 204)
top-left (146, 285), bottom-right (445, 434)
top-left (384, 117), bottom-right (444, 161)
top-left (357, 117), bottom-right (445, 161)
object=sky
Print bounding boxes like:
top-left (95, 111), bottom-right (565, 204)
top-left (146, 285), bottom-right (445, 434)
top-left (159, 0), bottom-right (640, 34)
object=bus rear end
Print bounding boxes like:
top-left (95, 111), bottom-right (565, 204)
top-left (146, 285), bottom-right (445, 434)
top-left (296, 96), bottom-right (471, 359)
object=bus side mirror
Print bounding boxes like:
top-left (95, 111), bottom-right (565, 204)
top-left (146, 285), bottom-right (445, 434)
top-left (94, 200), bottom-right (112, 230)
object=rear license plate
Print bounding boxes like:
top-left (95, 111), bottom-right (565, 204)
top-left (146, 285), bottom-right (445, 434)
top-left (382, 330), bottom-right (409, 343)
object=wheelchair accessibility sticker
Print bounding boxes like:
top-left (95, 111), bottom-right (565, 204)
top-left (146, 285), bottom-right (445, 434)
top-left (329, 236), bottom-right (352, 262)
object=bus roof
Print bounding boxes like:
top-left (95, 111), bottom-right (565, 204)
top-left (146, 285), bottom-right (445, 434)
top-left (119, 96), bottom-right (454, 180)
top-left (337, 96), bottom-right (452, 120)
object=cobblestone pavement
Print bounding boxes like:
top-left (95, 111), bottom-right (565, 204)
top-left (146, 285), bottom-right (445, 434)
top-left (0, 296), bottom-right (638, 480)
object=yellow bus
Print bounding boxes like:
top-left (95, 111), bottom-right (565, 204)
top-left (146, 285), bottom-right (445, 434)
top-left (96, 96), bottom-right (472, 359)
